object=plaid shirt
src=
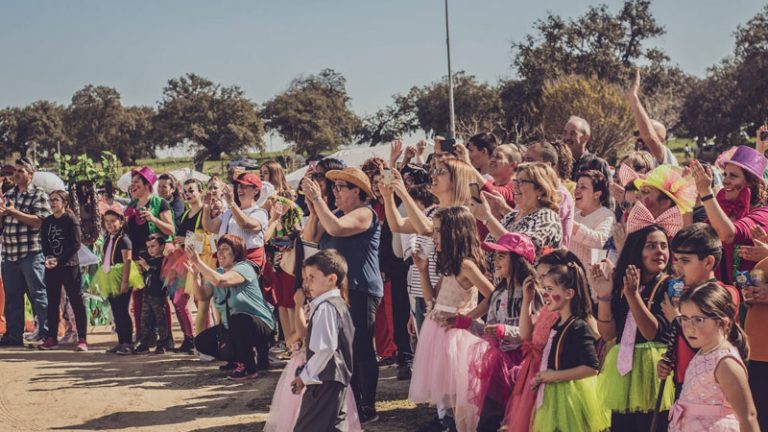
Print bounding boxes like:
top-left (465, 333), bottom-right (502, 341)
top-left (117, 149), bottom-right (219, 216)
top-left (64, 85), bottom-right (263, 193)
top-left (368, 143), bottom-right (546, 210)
top-left (1, 185), bottom-right (51, 262)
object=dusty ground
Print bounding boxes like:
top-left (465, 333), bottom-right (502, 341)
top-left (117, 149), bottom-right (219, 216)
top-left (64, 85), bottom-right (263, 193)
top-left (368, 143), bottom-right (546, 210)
top-left (0, 327), bottom-right (431, 432)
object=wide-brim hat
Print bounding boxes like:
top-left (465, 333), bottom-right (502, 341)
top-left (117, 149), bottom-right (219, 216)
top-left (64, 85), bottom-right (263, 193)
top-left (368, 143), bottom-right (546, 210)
top-left (721, 145), bottom-right (768, 185)
top-left (634, 165), bottom-right (696, 213)
top-left (325, 167), bottom-right (375, 198)
top-left (481, 232), bottom-right (536, 264)
top-left (131, 166), bottom-right (157, 186)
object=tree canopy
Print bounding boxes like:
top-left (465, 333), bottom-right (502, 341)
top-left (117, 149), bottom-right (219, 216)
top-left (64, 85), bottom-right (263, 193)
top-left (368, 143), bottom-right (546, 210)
top-left (261, 69), bottom-right (361, 158)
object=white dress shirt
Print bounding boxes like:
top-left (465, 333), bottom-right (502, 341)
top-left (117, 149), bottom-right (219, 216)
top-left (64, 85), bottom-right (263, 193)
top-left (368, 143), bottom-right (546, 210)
top-left (299, 288), bottom-right (342, 385)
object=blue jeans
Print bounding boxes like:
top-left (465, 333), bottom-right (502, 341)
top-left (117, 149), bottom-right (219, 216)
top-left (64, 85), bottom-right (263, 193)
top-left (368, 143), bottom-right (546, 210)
top-left (1, 252), bottom-right (49, 340)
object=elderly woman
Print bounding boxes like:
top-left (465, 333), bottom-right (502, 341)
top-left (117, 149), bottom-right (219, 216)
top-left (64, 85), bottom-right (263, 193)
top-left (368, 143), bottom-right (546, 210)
top-left (301, 166), bottom-right (383, 424)
top-left (571, 170), bottom-right (615, 275)
top-left (124, 167), bottom-right (175, 347)
top-left (188, 234), bottom-right (274, 380)
top-left (475, 162), bottom-right (563, 258)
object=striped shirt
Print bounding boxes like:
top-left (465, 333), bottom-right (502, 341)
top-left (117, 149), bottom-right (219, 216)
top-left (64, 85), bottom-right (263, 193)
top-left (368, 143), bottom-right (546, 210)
top-left (405, 206), bottom-right (440, 298)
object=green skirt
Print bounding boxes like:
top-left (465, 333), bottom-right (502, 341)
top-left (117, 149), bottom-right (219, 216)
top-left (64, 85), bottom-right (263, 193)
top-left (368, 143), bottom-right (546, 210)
top-left (599, 341), bottom-right (675, 414)
top-left (90, 262), bottom-right (144, 298)
top-left (532, 375), bottom-right (610, 432)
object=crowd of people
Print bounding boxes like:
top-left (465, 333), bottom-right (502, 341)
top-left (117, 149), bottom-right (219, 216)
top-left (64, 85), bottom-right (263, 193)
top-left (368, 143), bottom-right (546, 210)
top-left (1, 79), bottom-right (768, 431)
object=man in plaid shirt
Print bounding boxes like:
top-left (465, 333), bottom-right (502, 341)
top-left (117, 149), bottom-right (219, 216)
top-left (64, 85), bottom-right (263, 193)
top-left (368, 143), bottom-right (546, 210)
top-left (0, 158), bottom-right (51, 346)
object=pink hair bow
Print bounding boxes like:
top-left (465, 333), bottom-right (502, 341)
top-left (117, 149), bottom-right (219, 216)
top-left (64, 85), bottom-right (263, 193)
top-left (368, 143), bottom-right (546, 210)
top-left (625, 202), bottom-right (683, 238)
top-left (618, 163), bottom-right (646, 186)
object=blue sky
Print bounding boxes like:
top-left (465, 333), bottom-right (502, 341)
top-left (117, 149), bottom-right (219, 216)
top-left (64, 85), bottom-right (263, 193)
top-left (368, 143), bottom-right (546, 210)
top-left (0, 0), bottom-right (763, 119)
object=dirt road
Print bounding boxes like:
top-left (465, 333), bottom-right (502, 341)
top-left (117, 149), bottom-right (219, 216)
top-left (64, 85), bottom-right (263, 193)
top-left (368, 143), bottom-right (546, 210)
top-left (0, 327), bottom-right (430, 432)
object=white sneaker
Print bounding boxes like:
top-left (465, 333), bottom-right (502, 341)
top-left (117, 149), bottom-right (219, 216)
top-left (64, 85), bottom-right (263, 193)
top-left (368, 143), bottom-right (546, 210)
top-left (23, 329), bottom-right (39, 341)
top-left (197, 351), bottom-right (216, 362)
top-left (60, 331), bottom-right (78, 345)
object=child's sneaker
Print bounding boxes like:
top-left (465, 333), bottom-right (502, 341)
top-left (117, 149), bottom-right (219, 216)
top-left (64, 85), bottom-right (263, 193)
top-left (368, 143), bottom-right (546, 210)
top-left (115, 344), bottom-right (133, 355)
top-left (133, 343), bottom-right (150, 354)
top-left (74, 340), bottom-right (88, 352)
top-left (154, 346), bottom-right (166, 355)
top-left (227, 364), bottom-right (258, 381)
top-left (38, 337), bottom-right (59, 350)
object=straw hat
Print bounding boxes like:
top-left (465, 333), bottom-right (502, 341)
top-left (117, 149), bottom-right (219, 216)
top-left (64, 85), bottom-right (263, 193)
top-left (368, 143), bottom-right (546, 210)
top-left (325, 167), bottom-right (375, 198)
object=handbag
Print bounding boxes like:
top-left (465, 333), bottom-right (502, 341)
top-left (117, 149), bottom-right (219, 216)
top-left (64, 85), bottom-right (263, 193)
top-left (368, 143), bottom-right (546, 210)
top-left (279, 236), bottom-right (320, 277)
top-left (217, 290), bottom-right (235, 361)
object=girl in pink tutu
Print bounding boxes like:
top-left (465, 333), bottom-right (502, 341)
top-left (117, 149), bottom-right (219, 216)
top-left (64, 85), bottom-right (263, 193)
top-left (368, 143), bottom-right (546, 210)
top-left (409, 207), bottom-right (495, 432)
top-left (451, 232), bottom-right (537, 432)
top-left (669, 282), bottom-right (759, 432)
top-left (503, 249), bottom-right (576, 432)
top-left (264, 266), bottom-right (361, 432)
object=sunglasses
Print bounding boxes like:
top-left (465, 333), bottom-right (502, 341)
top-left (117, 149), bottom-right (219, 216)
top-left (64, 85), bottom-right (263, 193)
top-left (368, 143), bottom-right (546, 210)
top-left (332, 183), bottom-right (355, 191)
top-left (430, 167), bottom-right (448, 176)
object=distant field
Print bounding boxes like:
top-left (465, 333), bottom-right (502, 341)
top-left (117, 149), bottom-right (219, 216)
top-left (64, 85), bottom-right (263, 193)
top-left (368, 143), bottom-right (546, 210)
top-left (134, 150), bottom-right (299, 176)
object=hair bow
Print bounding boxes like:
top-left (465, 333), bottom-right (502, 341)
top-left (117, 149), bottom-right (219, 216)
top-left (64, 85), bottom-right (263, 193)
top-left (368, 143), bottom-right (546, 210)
top-left (625, 201), bottom-right (683, 238)
top-left (618, 163), bottom-right (646, 187)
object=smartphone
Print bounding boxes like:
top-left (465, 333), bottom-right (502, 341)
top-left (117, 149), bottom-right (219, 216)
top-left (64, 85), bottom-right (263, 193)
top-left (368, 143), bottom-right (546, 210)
top-left (440, 138), bottom-right (456, 153)
top-left (381, 168), bottom-right (394, 185)
top-left (469, 183), bottom-right (482, 203)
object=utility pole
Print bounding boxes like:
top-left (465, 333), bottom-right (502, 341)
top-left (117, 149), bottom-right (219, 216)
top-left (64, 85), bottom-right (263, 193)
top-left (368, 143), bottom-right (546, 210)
top-left (444, 0), bottom-right (456, 139)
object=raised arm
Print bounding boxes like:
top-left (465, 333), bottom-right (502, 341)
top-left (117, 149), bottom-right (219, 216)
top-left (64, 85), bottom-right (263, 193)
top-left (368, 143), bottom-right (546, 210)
top-left (691, 160), bottom-right (736, 243)
top-left (628, 68), bottom-right (667, 164)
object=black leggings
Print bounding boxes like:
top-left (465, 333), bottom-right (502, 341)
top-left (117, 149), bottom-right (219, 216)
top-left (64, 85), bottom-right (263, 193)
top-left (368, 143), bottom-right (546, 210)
top-left (348, 290), bottom-right (381, 411)
top-left (749, 360), bottom-right (768, 430)
top-left (109, 292), bottom-right (133, 344)
top-left (44, 266), bottom-right (87, 341)
top-left (195, 313), bottom-right (274, 373)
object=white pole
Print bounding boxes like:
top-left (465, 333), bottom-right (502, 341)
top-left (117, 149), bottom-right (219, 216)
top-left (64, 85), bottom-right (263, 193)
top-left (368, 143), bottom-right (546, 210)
top-left (445, 0), bottom-right (456, 139)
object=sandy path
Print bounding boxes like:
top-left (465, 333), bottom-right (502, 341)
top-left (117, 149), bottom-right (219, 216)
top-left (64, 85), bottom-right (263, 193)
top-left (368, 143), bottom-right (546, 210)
top-left (0, 327), bottom-right (430, 432)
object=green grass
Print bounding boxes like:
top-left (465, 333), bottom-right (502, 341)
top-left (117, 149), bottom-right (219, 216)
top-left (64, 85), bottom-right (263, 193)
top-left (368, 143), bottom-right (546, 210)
top-left (134, 150), bottom-right (298, 176)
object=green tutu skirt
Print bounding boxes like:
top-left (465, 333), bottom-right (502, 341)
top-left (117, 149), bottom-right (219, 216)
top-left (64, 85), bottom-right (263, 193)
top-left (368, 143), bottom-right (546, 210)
top-left (90, 263), bottom-right (144, 298)
top-left (532, 376), bottom-right (610, 432)
top-left (599, 341), bottom-right (675, 414)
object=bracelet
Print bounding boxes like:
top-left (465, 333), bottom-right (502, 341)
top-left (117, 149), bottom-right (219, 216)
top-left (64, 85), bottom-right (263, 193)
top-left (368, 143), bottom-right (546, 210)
top-left (596, 294), bottom-right (613, 302)
top-left (596, 317), bottom-right (614, 323)
top-left (311, 196), bottom-right (321, 203)
top-left (701, 193), bottom-right (714, 202)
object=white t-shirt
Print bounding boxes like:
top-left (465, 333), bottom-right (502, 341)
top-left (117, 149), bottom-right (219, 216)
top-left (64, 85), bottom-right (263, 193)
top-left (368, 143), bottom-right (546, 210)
top-left (218, 205), bottom-right (269, 250)
top-left (660, 146), bottom-right (679, 166)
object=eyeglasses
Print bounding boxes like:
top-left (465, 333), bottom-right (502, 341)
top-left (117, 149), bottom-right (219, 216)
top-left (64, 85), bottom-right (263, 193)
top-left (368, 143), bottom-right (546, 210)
top-left (332, 183), bottom-right (354, 191)
top-left (430, 167), bottom-right (448, 177)
top-left (512, 179), bottom-right (535, 187)
top-left (676, 315), bottom-right (716, 328)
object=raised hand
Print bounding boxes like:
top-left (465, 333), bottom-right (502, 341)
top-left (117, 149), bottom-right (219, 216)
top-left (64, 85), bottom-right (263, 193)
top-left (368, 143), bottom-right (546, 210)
top-left (482, 190), bottom-right (512, 219)
top-left (628, 68), bottom-right (641, 97)
top-left (390, 140), bottom-right (404, 166)
top-left (453, 143), bottom-right (471, 165)
top-left (689, 159), bottom-right (713, 196)
top-left (622, 265), bottom-right (641, 297)
top-left (739, 238), bottom-right (768, 262)
top-left (590, 261), bottom-right (614, 298)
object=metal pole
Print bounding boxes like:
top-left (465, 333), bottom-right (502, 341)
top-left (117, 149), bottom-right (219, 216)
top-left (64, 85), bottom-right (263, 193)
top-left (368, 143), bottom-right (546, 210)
top-left (444, 0), bottom-right (456, 139)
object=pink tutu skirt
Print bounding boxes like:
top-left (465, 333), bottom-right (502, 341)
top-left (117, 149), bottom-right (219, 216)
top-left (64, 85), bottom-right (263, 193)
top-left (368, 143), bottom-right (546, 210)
top-left (409, 316), bottom-right (480, 431)
top-left (264, 351), bottom-right (362, 432)
top-left (467, 338), bottom-right (523, 414)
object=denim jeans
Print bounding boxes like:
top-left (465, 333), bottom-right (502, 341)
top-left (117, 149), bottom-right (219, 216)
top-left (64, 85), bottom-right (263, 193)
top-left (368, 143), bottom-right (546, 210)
top-left (1, 252), bottom-right (49, 340)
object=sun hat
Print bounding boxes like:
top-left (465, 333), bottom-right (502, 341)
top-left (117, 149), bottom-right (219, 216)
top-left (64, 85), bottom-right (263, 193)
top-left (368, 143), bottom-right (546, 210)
top-left (325, 167), bottom-right (375, 198)
top-left (234, 172), bottom-right (263, 189)
top-left (720, 145), bottom-right (768, 185)
top-left (634, 165), bottom-right (696, 213)
top-left (130, 166), bottom-right (158, 186)
top-left (480, 232), bottom-right (536, 264)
